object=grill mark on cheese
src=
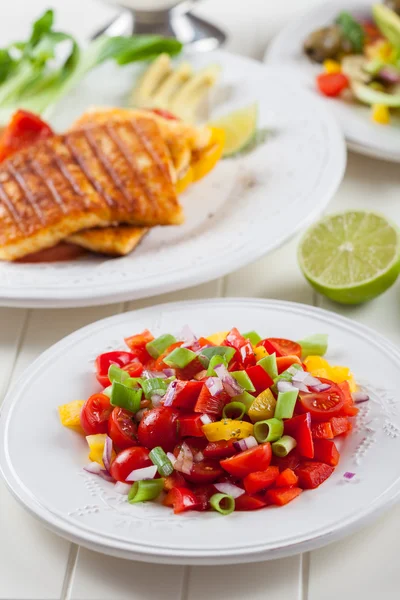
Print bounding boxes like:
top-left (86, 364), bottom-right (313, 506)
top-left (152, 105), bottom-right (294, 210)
top-left (0, 181), bottom-right (24, 232)
top-left (48, 146), bottom-right (86, 198)
top-left (30, 156), bottom-right (68, 215)
top-left (7, 162), bottom-right (46, 225)
top-left (129, 119), bottom-right (173, 184)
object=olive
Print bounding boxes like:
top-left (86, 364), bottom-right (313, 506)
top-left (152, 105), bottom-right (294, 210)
top-left (303, 25), bottom-right (344, 63)
top-left (384, 0), bottom-right (400, 16)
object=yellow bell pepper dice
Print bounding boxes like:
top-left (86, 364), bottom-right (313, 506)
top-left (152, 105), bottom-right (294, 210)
top-left (86, 434), bottom-right (116, 467)
top-left (254, 346), bottom-right (269, 361)
top-left (58, 400), bottom-right (85, 433)
top-left (329, 366), bottom-right (357, 392)
top-left (303, 355), bottom-right (331, 373)
top-left (202, 419), bottom-right (254, 442)
top-left (192, 127), bottom-right (225, 183)
top-left (248, 389), bottom-right (276, 423)
top-left (323, 59), bottom-right (341, 74)
top-left (371, 104), bottom-right (390, 125)
top-left (176, 165), bottom-right (193, 195)
top-left (206, 331), bottom-right (229, 346)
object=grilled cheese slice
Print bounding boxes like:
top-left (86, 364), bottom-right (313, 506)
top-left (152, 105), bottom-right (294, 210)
top-left (0, 115), bottom-right (182, 261)
top-left (68, 225), bottom-right (148, 256)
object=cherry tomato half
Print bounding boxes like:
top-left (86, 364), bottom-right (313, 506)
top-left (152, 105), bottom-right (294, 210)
top-left (137, 406), bottom-right (180, 451)
top-left (80, 393), bottom-right (113, 435)
top-left (108, 407), bottom-right (138, 449)
top-left (183, 459), bottom-right (223, 484)
top-left (298, 379), bottom-right (345, 421)
top-left (110, 446), bottom-right (152, 482)
top-left (267, 338), bottom-right (302, 358)
top-left (220, 443), bottom-right (272, 478)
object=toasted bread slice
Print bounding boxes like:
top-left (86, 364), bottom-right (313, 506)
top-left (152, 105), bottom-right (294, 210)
top-left (0, 115), bottom-right (182, 261)
top-left (68, 225), bottom-right (148, 256)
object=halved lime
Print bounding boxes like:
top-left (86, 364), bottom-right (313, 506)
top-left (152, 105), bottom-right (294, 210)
top-left (298, 211), bottom-right (400, 304)
top-left (209, 103), bottom-right (258, 157)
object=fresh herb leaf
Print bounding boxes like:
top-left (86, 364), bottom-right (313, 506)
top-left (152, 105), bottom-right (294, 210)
top-left (336, 12), bottom-right (365, 53)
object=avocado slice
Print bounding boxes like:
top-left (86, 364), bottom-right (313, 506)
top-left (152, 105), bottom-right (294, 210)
top-left (373, 3), bottom-right (400, 49)
top-left (352, 80), bottom-right (400, 106)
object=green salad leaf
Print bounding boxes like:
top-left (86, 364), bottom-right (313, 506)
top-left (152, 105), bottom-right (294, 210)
top-left (336, 12), bottom-right (365, 53)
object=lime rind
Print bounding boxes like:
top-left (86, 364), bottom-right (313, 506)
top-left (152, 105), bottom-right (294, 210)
top-left (209, 103), bottom-right (258, 157)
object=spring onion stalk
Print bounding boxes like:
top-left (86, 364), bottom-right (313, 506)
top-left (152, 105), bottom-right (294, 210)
top-left (271, 363), bottom-right (302, 395)
top-left (274, 389), bottom-right (299, 419)
top-left (108, 364), bottom-right (130, 384)
top-left (258, 353), bottom-right (278, 380)
top-left (210, 493), bottom-right (235, 515)
top-left (298, 334), bottom-right (328, 358)
top-left (103, 385), bottom-right (112, 398)
top-left (231, 391), bottom-right (255, 413)
top-left (223, 401), bottom-right (246, 420)
top-left (164, 347), bottom-right (197, 369)
top-left (141, 378), bottom-right (168, 399)
top-left (207, 354), bottom-right (227, 377)
top-left (111, 381), bottom-right (142, 413)
top-left (149, 446), bottom-right (174, 476)
top-left (128, 479), bottom-right (164, 504)
top-left (231, 371), bottom-right (256, 392)
top-left (253, 417), bottom-right (284, 443)
top-left (242, 330), bottom-right (262, 345)
top-left (145, 334), bottom-right (177, 359)
top-left (124, 377), bottom-right (143, 389)
top-left (198, 346), bottom-right (236, 368)
top-left (272, 435), bottom-right (297, 457)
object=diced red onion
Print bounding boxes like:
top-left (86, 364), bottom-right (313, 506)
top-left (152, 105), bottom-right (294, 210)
top-left (151, 394), bottom-right (163, 407)
top-left (292, 369), bottom-right (310, 383)
top-left (311, 383), bottom-right (331, 392)
top-left (288, 365), bottom-right (303, 376)
top-left (114, 482), bottom-right (131, 495)
top-left (214, 363), bottom-right (244, 397)
top-left (102, 435), bottom-right (113, 472)
top-left (233, 436), bottom-right (258, 452)
top-left (205, 376), bottom-right (224, 396)
top-left (200, 413), bottom-right (212, 425)
top-left (174, 442), bottom-right (193, 475)
top-left (379, 66), bottom-right (400, 83)
top-left (166, 452), bottom-right (177, 466)
top-left (277, 380), bottom-right (297, 393)
top-left (194, 451), bottom-right (204, 463)
top-left (291, 380), bottom-right (309, 392)
top-left (293, 370), bottom-right (322, 388)
top-left (163, 368), bottom-right (176, 378)
top-left (84, 462), bottom-right (102, 475)
top-left (126, 464), bottom-right (157, 482)
top-left (163, 380), bottom-right (178, 406)
top-left (194, 369), bottom-right (208, 381)
top-left (142, 369), bottom-right (166, 379)
top-left (214, 482), bottom-right (245, 499)
top-left (99, 470), bottom-right (115, 483)
top-left (344, 471), bottom-right (356, 480)
top-left (352, 391), bottom-right (369, 403)
top-left (134, 408), bottom-right (148, 422)
top-left (180, 324), bottom-right (198, 348)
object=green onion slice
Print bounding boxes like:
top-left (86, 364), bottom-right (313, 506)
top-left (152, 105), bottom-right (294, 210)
top-left (298, 334), bottom-right (328, 358)
top-left (207, 354), bottom-right (227, 376)
top-left (223, 401), bottom-right (246, 420)
top-left (198, 346), bottom-right (236, 368)
top-left (146, 334), bottom-right (177, 359)
top-left (149, 446), bottom-right (174, 477)
top-left (141, 378), bottom-right (168, 399)
top-left (231, 371), bottom-right (256, 392)
top-left (231, 391), bottom-right (254, 413)
top-left (271, 363), bottom-right (302, 395)
top-left (164, 347), bottom-right (197, 369)
top-left (242, 330), bottom-right (262, 345)
top-left (210, 493), bottom-right (235, 515)
top-left (128, 479), bottom-right (164, 503)
top-left (111, 381), bottom-right (142, 413)
top-left (258, 353), bottom-right (278, 380)
top-left (271, 435), bottom-right (297, 458)
top-left (274, 389), bottom-right (299, 420)
top-left (254, 417), bottom-right (284, 443)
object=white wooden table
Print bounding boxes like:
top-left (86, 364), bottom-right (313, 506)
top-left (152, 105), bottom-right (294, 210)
top-left (1, 0), bottom-right (400, 598)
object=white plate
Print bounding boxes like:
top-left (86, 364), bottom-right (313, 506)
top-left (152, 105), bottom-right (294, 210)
top-left (0, 50), bottom-right (345, 308)
top-left (265, 0), bottom-right (400, 163)
top-left (1, 297), bottom-right (400, 565)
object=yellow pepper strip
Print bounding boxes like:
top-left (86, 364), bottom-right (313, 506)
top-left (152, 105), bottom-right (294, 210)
top-left (254, 346), bottom-right (268, 361)
top-left (202, 419), bottom-right (253, 442)
top-left (86, 434), bottom-right (116, 467)
top-left (248, 388), bottom-right (276, 423)
top-left (323, 59), bottom-right (341, 74)
top-left (206, 330), bottom-right (229, 345)
top-left (58, 400), bottom-right (84, 434)
top-left (176, 166), bottom-right (193, 195)
top-left (192, 127), bottom-right (225, 182)
top-left (371, 104), bottom-right (390, 125)
top-left (304, 356), bottom-right (357, 392)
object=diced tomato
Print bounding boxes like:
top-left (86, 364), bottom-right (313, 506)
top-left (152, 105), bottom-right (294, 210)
top-left (330, 416), bottom-right (352, 437)
top-left (192, 484), bottom-right (216, 511)
top-left (234, 494), bottom-right (267, 511)
top-left (311, 422), bottom-right (334, 440)
top-left (257, 338), bottom-right (301, 358)
top-left (284, 413), bottom-right (314, 459)
top-left (80, 393), bottom-right (113, 435)
top-left (176, 357), bottom-right (204, 381)
top-left (122, 362), bottom-right (145, 379)
top-left (0, 110), bottom-right (54, 162)
top-left (239, 341), bottom-right (256, 368)
top-left (164, 487), bottom-right (200, 513)
top-left (316, 72), bottom-right (349, 97)
top-left (167, 381), bottom-right (203, 411)
top-left (245, 365), bottom-right (273, 395)
top-left (108, 407), bottom-right (138, 449)
top-left (243, 466), bottom-right (279, 494)
top-left (194, 384), bottom-right (228, 416)
top-left (184, 458), bottom-right (222, 484)
top-left (124, 330), bottom-right (154, 364)
top-left (137, 406), bottom-right (180, 451)
top-left (271, 450), bottom-right (301, 472)
top-left (110, 446), bottom-right (152, 482)
top-left (266, 486), bottom-right (302, 506)
top-left (313, 439), bottom-right (340, 466)
top-left (275, 468), bottom-right (298, 488)
top-left (203, 439), bottom-right (237, 459)
top-left (298, 379), bottom-right (346, 421)
top-left (338, 381), bottom-right (359, 417)
top-left (224, 327), bottom-right (247, 350)
top-left (95, 351), bottom-right (141, 387)
top-left (276, 355), bottom-right (302, 374)
top-left (178, 414), bottom-right (205, 437)
top-left (163, 471), bottom-right (186, 491)
top-left (220, 443), bottom-right (272, 478)
top-left (296, 461), bottom-right (334, 489)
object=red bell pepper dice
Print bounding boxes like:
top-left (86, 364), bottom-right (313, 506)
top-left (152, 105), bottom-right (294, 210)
top-left (275, 468), bottom-right (299, 488)
top-left (266, 486), bottom-right (302, 506)
top-left (243, 466), bottom-right (279, 495)
top-left (313, 439), bottom-right (340, 466)
top-left (203, 439), bottom-right (237, 459)
top-left (95, 351), bottom-right (142, 387)
top-left (296, 461), bottom-right (334, 489)
top-left (163, 472), bottom-right (186, 491)
top-left (225, 327), bottom-right (247, 350)
top-left (246, 365), bottom-right (274, 395)
top-left (330, 416), bottom-right (352, 437)
top-left (239, 341), bottom-right (256, 368)
top-left (178, 413), bottom-right (205, 437)
top-left (338, 381), bottom-right (359, 417)
top-left (124, 329), bottom-right (154, 363)
top-left (163, 487), bottom-right (201, 513)
top-left (220, 443), bottom-right (272, 478)
top-left (0, 110), bottom-right (54, 162)
top-left (192, 484), bottom-right (216, 511)
top-left (284, 413), bottom-right (314, 459)
top-left (311, 422), bottom-right (334, 440)
top-left (234, 494), bottom-right (267, 511)
top-left (176, 356), bottom-right (205, 381)
top-left (194, 384), bottom-right (228, 416)
top-left (167, 381), bottom-right (203, 411)
top-left (271, 450), bottom-right (301, 472)
top-left (257, 339), bottom-right (283, 357)
top-left (316, 72), bottom-right (349, 97)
